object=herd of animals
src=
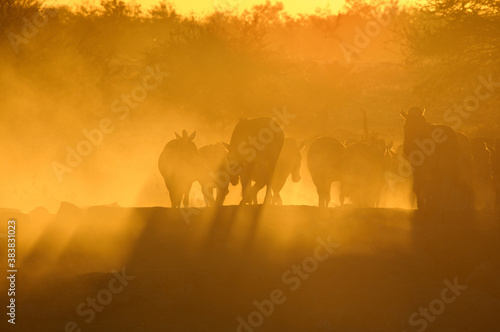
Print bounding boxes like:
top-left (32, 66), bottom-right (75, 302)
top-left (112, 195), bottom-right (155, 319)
top-left (158, 107), bottom-right (500, 213)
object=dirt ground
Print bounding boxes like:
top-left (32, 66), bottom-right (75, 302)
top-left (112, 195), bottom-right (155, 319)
top-left (2, 205), bottom-right (499, 332)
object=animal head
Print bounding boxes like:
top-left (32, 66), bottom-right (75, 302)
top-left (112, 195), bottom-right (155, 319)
top-left (175, 130), bottom-right (196, 141)
top-left (166, 129), bottom-right (199, 161)
top-left (199, 142), bottom-right (227, 160)
top-left (401, 106), bottom-right (428, 136)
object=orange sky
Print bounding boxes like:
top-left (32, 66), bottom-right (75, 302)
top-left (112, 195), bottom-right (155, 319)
top-left (48, 0), bottom-right (418, 16)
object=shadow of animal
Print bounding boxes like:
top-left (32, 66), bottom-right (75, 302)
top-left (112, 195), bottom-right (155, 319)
top-left (307, 136), bottom-right (347, 207)
top-left (226, 117), bottom-right (284, 205)
top-left (158, 130), bottom-right (199, 208)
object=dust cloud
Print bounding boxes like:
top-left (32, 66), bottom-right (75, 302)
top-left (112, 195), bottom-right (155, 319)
top-left (0, 0), bottom-right (498, 212)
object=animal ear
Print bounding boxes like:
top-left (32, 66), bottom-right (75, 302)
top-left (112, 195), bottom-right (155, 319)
top-left (400, 111), bottom-right (407, 119)
top-left (298, 140), bottom-right (306, 151)
top-left (189, 131), bottom-right (196, 140)
top-left (222, 142), bottom-right (230, 150)
top-left (175, 132), bottom-right (181, 139)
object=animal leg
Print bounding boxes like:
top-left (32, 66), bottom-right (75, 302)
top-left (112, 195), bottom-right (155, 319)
top-left (339, 182), bottom-right (346, 206)
top-left (169, 190), bottom-right (182, 208)
top-left (215, 186), bottom-right (229, 206)
top-left (240, 169), bottom-right (252, 205)
top-left (317, 183), bottom-right (331, 208)
top-left (204, 190), bottom-right (214, 207)
top-left (264, 161), bottom-right (278, 205)
top-left (182, 183), bottom-right (193, 208)
top-left (271, 184), bottom-right (283, 205)
top-left (251, 182), bottom-right (266, 205)
top-left (272, 190), bottom-right (282, 205)
top-left (202, 184), bottom-right (215, 207)
top-left (324, 188), bottom-right (331, 208)
top-left (263, 185), bottom-right (272, 205)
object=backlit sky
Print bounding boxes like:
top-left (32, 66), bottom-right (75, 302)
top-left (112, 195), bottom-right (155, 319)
top-left (48, 0), bottom-right (418, 15)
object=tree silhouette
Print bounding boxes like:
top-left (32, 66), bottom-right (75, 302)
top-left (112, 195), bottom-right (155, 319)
top-left (403, 0), bottom-right (500, 98)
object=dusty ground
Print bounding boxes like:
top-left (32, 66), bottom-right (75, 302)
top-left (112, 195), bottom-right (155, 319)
top-left (2, 205), bottom-right (500, 332)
